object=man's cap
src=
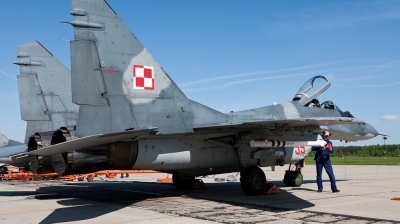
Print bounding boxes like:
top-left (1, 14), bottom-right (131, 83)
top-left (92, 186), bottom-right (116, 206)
top-left (322, 131), bottom-right (331, 136)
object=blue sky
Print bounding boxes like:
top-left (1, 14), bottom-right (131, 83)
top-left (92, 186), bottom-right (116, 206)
top-left (0, 0), bottom-right (399, 146)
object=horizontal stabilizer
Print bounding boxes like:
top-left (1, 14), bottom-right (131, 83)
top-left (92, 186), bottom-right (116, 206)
top-left (0, 145), bottom-right (28, 158)
top-left (0, 132), bottom-right (23, 148)
top-left (26, 128), bottom-right (157, 156)
top-left (0, 132), bottom-right (9, 148)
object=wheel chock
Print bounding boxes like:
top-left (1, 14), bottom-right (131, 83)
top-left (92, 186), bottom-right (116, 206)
top-left (157, 174), bottom-right (172, 183)
top-left (391, 196), bottom-right (400, 200)
top-left (264, 183), bottom-right (280, 195)
top-left (193, 179), bottom-right (207, 189)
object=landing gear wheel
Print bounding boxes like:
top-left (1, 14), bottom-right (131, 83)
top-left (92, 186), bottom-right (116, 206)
top-left (283, 171), bottom-right (293, 186)
top-left (240, 166), bottom-right (267, 195)
top-left (172, 174), bottom-right (194, 190)
top-left (293, 171), bottom-right (303, 187)
top-left (284, 171), bottom-right (303, 187)
top-left (86, 175), bottom-right (94, 182)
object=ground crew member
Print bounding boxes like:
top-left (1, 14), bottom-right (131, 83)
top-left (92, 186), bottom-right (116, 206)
top-left (312, 131), bottom-right (340, 193)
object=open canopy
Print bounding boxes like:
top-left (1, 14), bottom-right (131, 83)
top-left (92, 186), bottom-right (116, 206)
top-left (293, 75), bottom-right (353, 118)
top-left (292, 75), bottom-right (331, 105)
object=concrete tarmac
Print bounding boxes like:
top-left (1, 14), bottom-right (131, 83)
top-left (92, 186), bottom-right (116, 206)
top-left (0, 165), bottom-right (399, 223)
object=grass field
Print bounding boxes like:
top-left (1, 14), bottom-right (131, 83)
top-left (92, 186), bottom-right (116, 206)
top-left (305, 157), bottom-right (400, 165)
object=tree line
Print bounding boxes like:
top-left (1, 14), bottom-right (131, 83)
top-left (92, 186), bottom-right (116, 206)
top-left (308, 144), bottom-right (400, 157)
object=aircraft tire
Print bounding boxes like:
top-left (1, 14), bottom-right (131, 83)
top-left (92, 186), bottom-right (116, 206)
top-left (240, 166), bottom-right (266, 196)
top-left (172, 174), bottom-right (194, 190)
top-left (86, 175), bottom-right (94, 182)
top-left (293, 171), bottom-right (303, 187)
top-left (283, 171), bottom-right (303, 187)
top-left (283, 171), bottom-right (294, 186)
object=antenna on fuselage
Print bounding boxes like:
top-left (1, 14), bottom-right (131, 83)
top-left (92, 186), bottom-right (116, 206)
top-left (281, 93), bottom-right (288, 102)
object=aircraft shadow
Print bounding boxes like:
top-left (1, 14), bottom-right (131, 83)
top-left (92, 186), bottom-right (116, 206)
top-left (0, 180), bottom-right (315, 223)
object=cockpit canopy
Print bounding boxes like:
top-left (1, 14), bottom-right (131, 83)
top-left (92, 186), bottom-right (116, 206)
top-left (293, 75), bottom-right (353, 118)
top-left (292, 75), bottom-right (330, 105)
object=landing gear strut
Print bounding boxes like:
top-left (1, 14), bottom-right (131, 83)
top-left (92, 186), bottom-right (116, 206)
top-left (0, 166), bottom-right (8, 175)
top-left (283, 159), bottom-right (304, 187)
top-left (240, 166), bottom-right (267, 195)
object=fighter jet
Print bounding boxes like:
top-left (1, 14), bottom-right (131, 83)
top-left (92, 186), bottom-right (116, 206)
top-left (20, 0), bottom-right (378, 195)
top-left (3, 42), bottom-right (312, 184)
top-left (0, 132), bottom-right (23, 148)
top-left (0, 41), bottom-right (79, 172)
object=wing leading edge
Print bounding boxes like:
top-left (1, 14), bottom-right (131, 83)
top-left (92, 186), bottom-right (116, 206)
top-left (195, 116), bottom-right (363, 130)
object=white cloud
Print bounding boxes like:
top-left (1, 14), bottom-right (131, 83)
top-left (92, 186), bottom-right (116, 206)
top-left (358, 82), bottom-right (400, 88)
top-left (182, 71), bottom-right (320, 92)
top-left (382, 115), bottom-right (400, 120)
top-left (290, 1), bottom-right (400, 30)
top-left (180, 59), bottom-right (396, 88)
top-left (0, 70), bottom-right (17, 80)
top-left (179, 60), bottom-right (354, 87)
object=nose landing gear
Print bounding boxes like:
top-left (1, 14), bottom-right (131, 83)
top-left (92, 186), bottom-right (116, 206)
top-left (283, 159), bottom-right (304, 187)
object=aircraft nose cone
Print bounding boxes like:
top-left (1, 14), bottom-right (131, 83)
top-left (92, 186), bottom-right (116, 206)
top-left (365, 123), bottom-right (379, 137)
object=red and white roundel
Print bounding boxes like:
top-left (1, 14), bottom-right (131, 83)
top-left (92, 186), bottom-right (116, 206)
top-left (133, 65), bottom-right (154, 90)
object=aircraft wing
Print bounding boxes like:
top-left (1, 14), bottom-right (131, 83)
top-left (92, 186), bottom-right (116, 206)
top-left (21, 117), bottom-right (359, 156)
top-left (25, 128), bottom-right (157, 156)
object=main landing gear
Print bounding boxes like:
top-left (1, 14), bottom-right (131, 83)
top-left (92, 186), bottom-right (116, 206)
top-left (283, 159), bottom-right (304, 187)
top-left (240, 166), bottom-right (267, 195)
top-left (172, 167), bottom-right (268, 196)
top-left (172, 174), bottom-right (207, 189)
top-left (172, 174), bottom-right (195, 189)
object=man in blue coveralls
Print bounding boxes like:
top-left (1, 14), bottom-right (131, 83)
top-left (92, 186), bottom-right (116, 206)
top-left (312, 131), bottom-right (340, 193)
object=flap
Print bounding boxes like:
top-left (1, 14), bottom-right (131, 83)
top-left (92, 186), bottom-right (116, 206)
top-left (26, 127), bottom-right (157, 156)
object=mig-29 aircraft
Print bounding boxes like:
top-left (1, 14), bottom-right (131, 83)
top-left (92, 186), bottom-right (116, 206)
top-left (0, 41), bottom-right (79, 171)
top-left (18, 0), bottom-right (378, 195)
top-left (4, 42), bottom-right (313, 186)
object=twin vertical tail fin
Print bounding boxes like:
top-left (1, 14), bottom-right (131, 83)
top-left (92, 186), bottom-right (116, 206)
top-left (68, 0), bottom-right (192, 137)
top-left (14, 41), bottom-right (79, 143)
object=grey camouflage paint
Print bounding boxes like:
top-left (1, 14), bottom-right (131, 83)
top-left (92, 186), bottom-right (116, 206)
top-left (15, 41), bottom-right (79, 143)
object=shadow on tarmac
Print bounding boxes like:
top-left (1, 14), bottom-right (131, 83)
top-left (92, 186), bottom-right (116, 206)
top-left (0, 180), bottom-right (315, 223)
